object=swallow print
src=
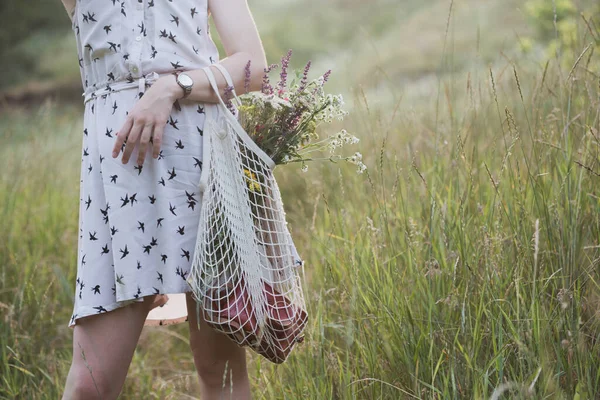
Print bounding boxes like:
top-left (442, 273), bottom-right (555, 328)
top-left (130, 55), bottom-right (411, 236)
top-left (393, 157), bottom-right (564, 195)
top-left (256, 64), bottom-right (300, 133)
top-left (119, 244), bottom-right (129, 259)
top-left (69, 0), bottom-right (216, 328)
top-left (180, 248), bottom-right (190, 261)
top-left (168, 116), bottom-right (179, 130)
top-left (193, 157), bottom-right (202, 169)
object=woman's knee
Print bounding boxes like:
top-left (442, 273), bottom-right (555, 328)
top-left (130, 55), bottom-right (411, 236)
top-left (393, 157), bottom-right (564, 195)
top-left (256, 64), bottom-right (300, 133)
top-left (193, 354), bottom-right (248, 391)
top-left (64, 363), bottom-right (114, 400)
top-left (189, 333), bottom-right (247, 387)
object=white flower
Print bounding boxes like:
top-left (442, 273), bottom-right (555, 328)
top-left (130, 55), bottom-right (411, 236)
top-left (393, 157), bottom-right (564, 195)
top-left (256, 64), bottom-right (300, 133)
top-left (346, 151), bottom-right (366, 173)
top-left (328, 138), bottom-right (342, 153)
top-left (301, 164), bottom-right (309, 172)
top-left (268, 95), bottom-right (293, 109)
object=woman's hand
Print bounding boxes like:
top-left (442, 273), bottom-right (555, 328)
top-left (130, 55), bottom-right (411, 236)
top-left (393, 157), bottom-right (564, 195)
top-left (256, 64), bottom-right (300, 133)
top-left (112, 75), bottom-right (182, 165)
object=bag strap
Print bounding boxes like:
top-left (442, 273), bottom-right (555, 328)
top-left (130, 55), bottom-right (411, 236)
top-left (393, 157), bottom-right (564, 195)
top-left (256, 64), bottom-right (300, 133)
top-left (211, 63), bottom-right (242, 107)
top-left (201, 66), bottom-right (236, 116)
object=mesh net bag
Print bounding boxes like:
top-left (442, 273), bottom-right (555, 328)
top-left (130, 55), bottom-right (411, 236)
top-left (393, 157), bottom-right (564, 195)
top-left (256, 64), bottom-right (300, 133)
top-left (187, 65), bottom-right (308, 364)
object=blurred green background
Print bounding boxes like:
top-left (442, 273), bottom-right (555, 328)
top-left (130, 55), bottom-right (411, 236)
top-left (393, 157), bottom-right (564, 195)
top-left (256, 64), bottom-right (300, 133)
top-left (0, 0), bottom-right (595, 104)
top-left (2, 0), bottom-right (600, 399)
top-left (0, 0), bottom-right (570, 103)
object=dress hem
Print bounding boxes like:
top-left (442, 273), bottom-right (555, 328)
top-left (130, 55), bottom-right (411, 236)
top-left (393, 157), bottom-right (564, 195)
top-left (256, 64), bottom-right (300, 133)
top-left (68, 285), bottom-right (195, 329)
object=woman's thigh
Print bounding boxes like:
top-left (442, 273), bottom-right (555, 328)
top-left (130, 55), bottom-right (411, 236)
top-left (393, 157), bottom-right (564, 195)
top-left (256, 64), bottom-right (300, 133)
top-left (64, 294), bottom-right (160, 399)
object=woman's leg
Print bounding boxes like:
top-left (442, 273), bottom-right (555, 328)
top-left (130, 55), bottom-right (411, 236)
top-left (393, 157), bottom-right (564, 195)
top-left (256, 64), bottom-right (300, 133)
top-left (62, 294), bottom-right (163, 400)
top-left (186, 292), bottom-right (251, 400)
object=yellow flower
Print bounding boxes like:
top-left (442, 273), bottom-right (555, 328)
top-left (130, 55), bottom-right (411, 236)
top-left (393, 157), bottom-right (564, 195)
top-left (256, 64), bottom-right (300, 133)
top-left (243, 169), bottom-right (262, 193)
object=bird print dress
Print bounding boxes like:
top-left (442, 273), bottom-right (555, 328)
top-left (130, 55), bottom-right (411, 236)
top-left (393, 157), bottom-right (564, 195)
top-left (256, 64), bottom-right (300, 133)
top-left (68, 0), bottom-right (220, 328)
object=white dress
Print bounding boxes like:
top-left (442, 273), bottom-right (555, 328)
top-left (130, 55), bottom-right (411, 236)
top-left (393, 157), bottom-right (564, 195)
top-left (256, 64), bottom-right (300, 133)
top-left (68, 0), bottom-right (220, 328)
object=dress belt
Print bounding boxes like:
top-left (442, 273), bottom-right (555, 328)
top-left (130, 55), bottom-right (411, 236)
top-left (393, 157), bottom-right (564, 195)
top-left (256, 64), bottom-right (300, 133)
top-left (82, 71), bottom-right (161, 104)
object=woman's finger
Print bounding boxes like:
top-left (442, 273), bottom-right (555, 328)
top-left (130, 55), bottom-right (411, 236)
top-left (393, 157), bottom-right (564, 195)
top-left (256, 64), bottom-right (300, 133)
top-left (152, 119), bottom-right (165, 159)
top-left (121, 119), bottom-right (144, 164)
top-left (113, 116), bottom-right (133, 158)
top-left (136, 122), bottom-right (154, 165)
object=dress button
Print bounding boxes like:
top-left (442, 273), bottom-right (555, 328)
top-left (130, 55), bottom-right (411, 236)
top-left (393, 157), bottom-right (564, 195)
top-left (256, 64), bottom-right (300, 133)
top-left (132, 66), bottom-right (139, 73)
top-left (135, 36), bottom-right (142, 42)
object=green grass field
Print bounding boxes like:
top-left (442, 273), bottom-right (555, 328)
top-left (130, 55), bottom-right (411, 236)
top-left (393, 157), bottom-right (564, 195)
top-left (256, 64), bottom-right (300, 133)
top-left (1, 0), bottom-right (600, 398)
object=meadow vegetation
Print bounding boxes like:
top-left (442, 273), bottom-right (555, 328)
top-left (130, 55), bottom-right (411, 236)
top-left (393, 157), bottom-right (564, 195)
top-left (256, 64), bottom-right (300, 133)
top-left (1, 0), bottom-right (599, 398)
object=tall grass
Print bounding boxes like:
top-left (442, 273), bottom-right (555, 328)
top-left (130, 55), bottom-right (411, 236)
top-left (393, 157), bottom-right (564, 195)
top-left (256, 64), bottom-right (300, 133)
top-left (1, 9), bottom-right (600, 400)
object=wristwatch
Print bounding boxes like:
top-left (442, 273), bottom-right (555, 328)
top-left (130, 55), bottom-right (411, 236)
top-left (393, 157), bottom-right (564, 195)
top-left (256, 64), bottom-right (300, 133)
top-left (173, 71), bottom-right (193, 99)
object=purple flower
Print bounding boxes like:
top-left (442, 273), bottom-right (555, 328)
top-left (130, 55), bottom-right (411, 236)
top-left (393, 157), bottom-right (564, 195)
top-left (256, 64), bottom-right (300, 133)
top-left (296, 60), bottom-right (312, 94)
top-left (282, 103), bottom-right (307, 133)
top-left (244, 60), bottom-right (252, 94)
top-left (288, 112), bottom-right (303, 131)
top-left (322, 69), bottom-right (331, 84)
top-left (278, 49), bottom-right (293, 96)
top-left (312, 69), bottom-right (333, 96)
top-left (223, 84), bottom-right (236, 115)
top-left (261, 63), bottom-right (278, 95)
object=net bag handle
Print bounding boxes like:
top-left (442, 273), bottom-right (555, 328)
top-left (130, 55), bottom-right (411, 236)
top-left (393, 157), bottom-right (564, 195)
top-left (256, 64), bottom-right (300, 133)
top-left (211, 63), bottom-right (243, 107)
top-left (201, 66), bottom-right (235, 112)
top-left (200, 66), bottom-right (276, 170)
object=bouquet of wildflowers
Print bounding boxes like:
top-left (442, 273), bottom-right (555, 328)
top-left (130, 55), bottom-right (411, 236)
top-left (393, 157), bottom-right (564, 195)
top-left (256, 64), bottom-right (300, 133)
top-left (222, 49), bottom-right (366, 175)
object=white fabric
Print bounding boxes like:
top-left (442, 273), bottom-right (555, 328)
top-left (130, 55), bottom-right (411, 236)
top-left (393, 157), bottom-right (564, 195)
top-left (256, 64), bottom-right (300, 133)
top-left (68, 0), bottom-right (219, 328)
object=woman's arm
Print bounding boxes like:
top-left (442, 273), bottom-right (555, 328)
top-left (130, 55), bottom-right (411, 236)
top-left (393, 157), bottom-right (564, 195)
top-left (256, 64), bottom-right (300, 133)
top-left (60, 0), bottom-right (76, 22)
top-left (153, 0), bottom-right (268, 103)
top-left (113, 0), bottom-right (269, 165)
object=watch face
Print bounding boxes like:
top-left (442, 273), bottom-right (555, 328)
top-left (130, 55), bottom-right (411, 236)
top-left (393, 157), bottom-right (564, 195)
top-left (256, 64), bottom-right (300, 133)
top-left (178, 73), bottom-right (193, 87)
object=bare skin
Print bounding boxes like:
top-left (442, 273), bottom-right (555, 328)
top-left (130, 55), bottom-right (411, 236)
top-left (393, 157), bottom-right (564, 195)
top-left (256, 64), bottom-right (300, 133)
top-left (62, 294), bottom-right (250, 400)
top-left (62, 295), bottom-right (162, 400)
top-left (61, 0), bottom-right (267, 397)
top-left (186, 293), bottom-right (250, 398)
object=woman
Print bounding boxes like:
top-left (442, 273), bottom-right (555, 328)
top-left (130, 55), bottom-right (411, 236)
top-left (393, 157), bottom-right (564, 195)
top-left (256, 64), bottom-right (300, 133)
top-left (60, 0), bottom-right (267, 398)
